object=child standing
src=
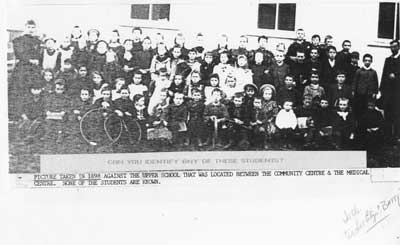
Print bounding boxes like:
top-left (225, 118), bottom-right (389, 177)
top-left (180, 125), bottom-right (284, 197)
top-left (203, 88), bottom-right (230, 147)
top-left (225, 92), bottom-right (251, 149)
top-left (268, 50), bottom-right (290, 92)
top-left (250, 51), bottom-right (270, 89)
top-left (275, 100), bottom-right (297, 149)
top-left (260, 84), bottom-right (279, 149)
top-left (43, 80), bottom-right (71, 146)
top-left (187, 89), bottom-right (206, 146)
top-left (161, 92), bottom-right (188, 145)
top-left (332, 97), bottom-right (356, 149)
top-left (352, 54), bottom-right (379, 120)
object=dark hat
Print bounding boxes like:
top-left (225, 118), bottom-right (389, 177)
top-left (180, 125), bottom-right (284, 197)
top-left (26, 20), bottom-right (36, 26)
top-left (351, 51), bottom-right (360, 59)
top-left (87, 29), bottom-right (100, 37)
top-left (243, 83), bottom-right (258, 93)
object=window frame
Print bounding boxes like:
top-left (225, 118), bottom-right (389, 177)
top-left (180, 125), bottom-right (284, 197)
top-left (130, 3), bottom-right (171, 22)
top-left (377, 1), bottom-right (400, 40)
top-left (257, 2), bottom-right (297, 32)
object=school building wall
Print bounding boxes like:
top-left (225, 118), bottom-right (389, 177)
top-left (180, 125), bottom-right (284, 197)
top-left (6, 0), bottom-right (397, 79)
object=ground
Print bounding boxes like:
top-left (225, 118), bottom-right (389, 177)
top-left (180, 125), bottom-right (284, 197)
top-left (8, 120), bottom-right (400, 173)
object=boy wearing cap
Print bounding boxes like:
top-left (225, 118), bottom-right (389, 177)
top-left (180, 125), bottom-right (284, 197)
top-left (346, 51), bottom-right (360, 86)
top-left (225, 92), bottom-right (251, 149)
top-left (19, 83), bottom-right (45, 142)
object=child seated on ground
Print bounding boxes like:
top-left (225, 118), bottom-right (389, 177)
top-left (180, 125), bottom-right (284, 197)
top-left (19, 83), bottom-right (45, 142)
top-left (161, 92), bottom-right (188, 145)
top-left (187, 88), bottom-right (206, 146)
top-left (225, 92), bottom-right (251, 149)
top-left (332, 97), bottom-right (356, 150)
top-left (260, 84), bottom-right (279, 149)
top-left (358, 98), bottom-right (384, 153)
top-left (275, 100), bottom-right (297, 149)
top-left (203, 88), bottom-right (230, 147)
top-left (132, 94), bottom-right (149, 139)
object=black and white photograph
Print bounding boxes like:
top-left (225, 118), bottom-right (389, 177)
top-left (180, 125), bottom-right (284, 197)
top-left (6, 0), bottom-right (400, 173)
top-left (3, 1), bottom-right (400, 245)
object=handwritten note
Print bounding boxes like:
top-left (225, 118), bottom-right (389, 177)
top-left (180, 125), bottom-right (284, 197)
top-left (343, 186), bottom-right (400, 239)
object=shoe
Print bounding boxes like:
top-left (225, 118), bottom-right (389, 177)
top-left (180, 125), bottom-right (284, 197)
top-left (264, 144), bottom-right (269, 150)
top-left (223, 143), bottom-right (232, 149)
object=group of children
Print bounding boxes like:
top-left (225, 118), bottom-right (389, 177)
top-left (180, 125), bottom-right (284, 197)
top-left (12, 21), bottom-right (387, 151)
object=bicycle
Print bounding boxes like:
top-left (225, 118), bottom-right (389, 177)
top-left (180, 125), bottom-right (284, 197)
top-left (80, 108), bottom-right (142, 146)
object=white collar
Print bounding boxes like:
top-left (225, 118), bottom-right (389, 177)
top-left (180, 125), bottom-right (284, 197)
top-left (362, 65), bottom-right (372, 70)
top-left (393, 52), bottom-right (400, 59)
top-left (328, 59), bottom-right (335, 67)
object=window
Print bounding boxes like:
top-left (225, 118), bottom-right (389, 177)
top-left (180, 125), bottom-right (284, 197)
top-left (258, 3), bottom-right (296, 31)
top-left (131, 4), bottom-right (170, 21)
top-left (378, 2), bottom-right (399, 39)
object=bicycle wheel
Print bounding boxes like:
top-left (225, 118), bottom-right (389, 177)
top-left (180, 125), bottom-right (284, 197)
top-left (123, 119), bottom-right (142, 143)
top-left (80, 108), bottom-right (121, 146)
top-left (104, 113), bottom-right (123, 144)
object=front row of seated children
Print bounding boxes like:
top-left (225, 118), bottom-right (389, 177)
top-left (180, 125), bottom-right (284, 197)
top-left (20, 73), bottom-right (384, 151)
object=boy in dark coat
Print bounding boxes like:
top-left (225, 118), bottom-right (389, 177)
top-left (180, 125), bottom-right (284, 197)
top-left (204, 88), bottom-right (230, 147)
top-left (19, 83), bottom-right (45, 141)
top-left (187, 89), bottom-right (206, 146)
top-left (250, 51), bottom-right (270, 89)
top-left (358, 99), bottom-right (384, 153)
top-left (225, 92), bottom-right (251, 149)
top-left (352, 54), bottom-right (379, 120)
top-left (161, 92), bottom-right (188, 145)
top-left (380, 40), bottom-right (400, 143)
top-left (327, 71), bottom-right (353, 108)
top-left (332, 97), bottom-right (356, 149)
